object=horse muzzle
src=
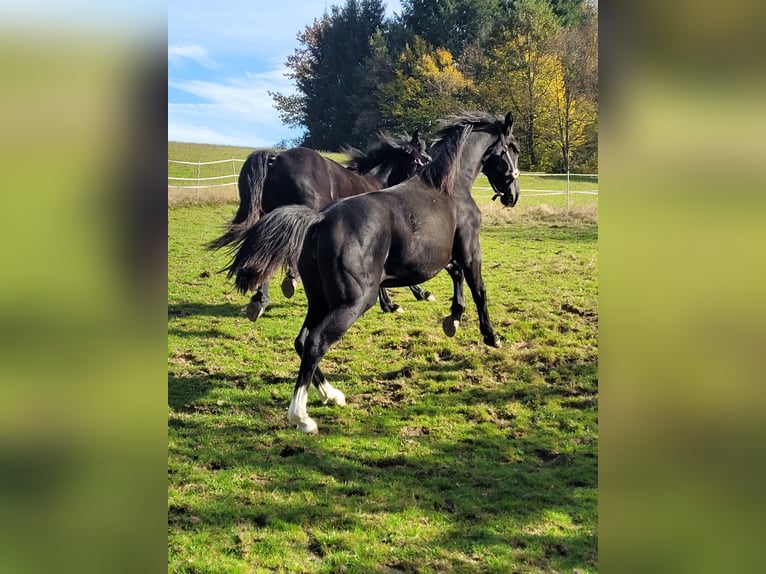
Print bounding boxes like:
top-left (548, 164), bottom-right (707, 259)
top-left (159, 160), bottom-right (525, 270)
top-left (500, 191), bottom-right (518, 207)
top-left (491, 179), bottom-right (519, 207)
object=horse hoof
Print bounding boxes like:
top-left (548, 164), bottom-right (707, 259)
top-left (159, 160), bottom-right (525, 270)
top-left (395, 306), bottom-right (405, 314)
top-left (320, 386), bottom-right (346, 406)
top-left (442, 316), bottom-right (459, 337)
top-left (327, 394), bottom-right (346, 407)
top-left (246, 301), bottom-right (265, 321)
top-left (484, 335), bottom-right (502, 348)
top-left (281, 277), bottom-right (297, 298)
top-left (295, 419), bottom-right (318, 434)
top-left (426, 293), bottom-right (437, 302)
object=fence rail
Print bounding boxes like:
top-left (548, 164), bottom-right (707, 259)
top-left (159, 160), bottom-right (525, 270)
top-left (168, 158), bottom-right (246, 192)
top-left (168, 159), bottom-right (598, 209)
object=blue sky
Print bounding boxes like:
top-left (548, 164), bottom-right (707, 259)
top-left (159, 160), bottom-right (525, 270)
top-left (168, 0), bottom-right (403, 148)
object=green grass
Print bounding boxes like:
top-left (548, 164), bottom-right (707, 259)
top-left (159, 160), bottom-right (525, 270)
top-left (168, 197), bottom-right (598, 572)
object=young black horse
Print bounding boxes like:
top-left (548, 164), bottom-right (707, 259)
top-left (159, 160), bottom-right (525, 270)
top-left (207, 132), bottom-right (434, 320)
top-left (226, 111), bottom-right (520, 433)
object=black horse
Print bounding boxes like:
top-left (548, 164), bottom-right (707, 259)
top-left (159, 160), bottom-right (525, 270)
top-left (207, 132), bottom-right (434, 320)
top-left (226, 111), bottom-right (520, 433)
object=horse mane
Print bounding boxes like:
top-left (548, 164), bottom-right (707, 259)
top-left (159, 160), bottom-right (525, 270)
top-left (419, 112), bottom-right (501, 194)
top-left (342, 132), bottom-right (416, 175)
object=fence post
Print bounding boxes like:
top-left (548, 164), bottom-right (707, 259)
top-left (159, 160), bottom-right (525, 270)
top-left (231, 158), bottom-right (238, 198)
top-left (566, 169), bottom-right (570, 213)
top-left (196, 161), bottom-right (201, 202)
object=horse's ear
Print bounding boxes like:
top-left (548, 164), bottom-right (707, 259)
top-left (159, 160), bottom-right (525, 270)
top-left (504, 111), bottom-right (514, 134)
top-left (411, 130), bottom-right (427, 152)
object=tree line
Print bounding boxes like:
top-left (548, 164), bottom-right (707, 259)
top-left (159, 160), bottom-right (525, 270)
top-left (271, 0), bottom-right (597, 173)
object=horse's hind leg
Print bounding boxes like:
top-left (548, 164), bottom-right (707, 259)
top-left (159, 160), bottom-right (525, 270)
top-left (288, 301), bottom-right (371, 433)
top-left (246, 282), bottom-right (271, 321)
top-left (294, 319), bottom-right (346, 407)
top-left (281, 260), bottom-right (300, 299)
top-left (379, 285), bottom-right (435, 313)
top-left (378, 287), bottom-right (403, 314)
top-left (409, 284), bottom-right (436, 302)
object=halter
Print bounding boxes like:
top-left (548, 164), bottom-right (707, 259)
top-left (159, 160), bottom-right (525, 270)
top-left (483, 131), bottom-right (519, 204)
top-left (407, 148), bottom-right (431, 177)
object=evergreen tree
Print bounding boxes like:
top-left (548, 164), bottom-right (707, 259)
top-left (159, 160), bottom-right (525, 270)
top-left (272, 0), bottom-right (386, 149)
top-left (400, 0), bottom-right (503, 57)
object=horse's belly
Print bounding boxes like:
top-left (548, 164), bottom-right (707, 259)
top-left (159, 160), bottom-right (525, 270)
top-left (381, 245), bottom-right (452, 287)
top-left (380, 271), bottom-right (434, 289)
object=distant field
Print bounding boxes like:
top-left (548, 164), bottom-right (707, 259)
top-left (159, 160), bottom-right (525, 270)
top-left (168, 142), bottom-right (598, 220)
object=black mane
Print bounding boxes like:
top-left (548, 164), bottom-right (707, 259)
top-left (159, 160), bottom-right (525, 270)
top-left (419, 112), bottom-right (502, 194)
top-left (343, 133), bottom-right (418, 175)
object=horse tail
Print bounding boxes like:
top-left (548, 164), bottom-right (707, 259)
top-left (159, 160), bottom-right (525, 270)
top-left (207, 150), bottom-right (274, 250)
top-left (225, 205), bottom-right (323, 294)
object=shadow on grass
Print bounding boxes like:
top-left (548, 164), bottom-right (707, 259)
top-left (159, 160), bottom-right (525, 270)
top-left (169, 355), bottom-right (598, 571)
top-left (168, 300), bottom-right (302, 321)
top-left (168, 374), bottom-right (215, 411)
top-left (168, 302), bottom-right (243, 318)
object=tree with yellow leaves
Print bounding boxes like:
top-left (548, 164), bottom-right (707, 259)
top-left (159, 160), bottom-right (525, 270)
top-left (379, 36), bottom-right (475, 136)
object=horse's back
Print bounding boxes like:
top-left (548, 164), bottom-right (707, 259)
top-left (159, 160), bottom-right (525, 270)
top-left (313, 185), bottom-right (456, 289)
top-left (263, 148), bottom-right (330, 211)
top-left (264, 148), bottom-right (367, 212)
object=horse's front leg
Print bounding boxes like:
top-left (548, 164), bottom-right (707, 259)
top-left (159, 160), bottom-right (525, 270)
top-left (455, 249), bottom-right (501, 348)
top-left (246, 282), bottom-right (271, 321)
top-left (441, 262), bottom-right (466, 337)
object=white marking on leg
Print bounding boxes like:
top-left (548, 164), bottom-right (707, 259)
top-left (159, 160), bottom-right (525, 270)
top-left (426, 294), bottom-right (437, 302)
top-left (316, 380), bottom-right (346, 406)
top-left (287, 385), bottom-right (318, 434)
top-left (442, 316), bottom-right (460, 337)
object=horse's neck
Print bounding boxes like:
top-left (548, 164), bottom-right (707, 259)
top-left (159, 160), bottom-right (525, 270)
top-left (336, 167), bottom-right (379, 197)
top-left (454, 131), bottom-right (492, 195)
top-left (361, 164), bottom-right (392, 188)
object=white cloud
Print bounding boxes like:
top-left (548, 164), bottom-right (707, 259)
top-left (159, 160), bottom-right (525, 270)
top-left (169, 68), bottom-right (294, 120)
top-left (166, 122), bottom-right (245, 146)
top-left (168, 44), bottom-right (216, 68)
top-left (168, 67), bottom-right (302, 147)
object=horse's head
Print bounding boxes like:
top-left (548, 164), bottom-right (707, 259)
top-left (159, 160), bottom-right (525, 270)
top-left (343, 131), bottom-right (430, 186)
top-left (482, 111), bottom-right (521, 207)
top-left (403, 130), bottom-right (432, 176)
top-left (383, 130), bottom-right (431, 185)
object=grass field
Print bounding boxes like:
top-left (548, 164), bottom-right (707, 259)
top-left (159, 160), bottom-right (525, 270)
top-left (168, 171), bottom-right (598, 572)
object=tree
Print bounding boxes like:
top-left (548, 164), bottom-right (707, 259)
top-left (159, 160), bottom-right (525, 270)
top-left (379, 37), bottom-right (474, 136)
top-left (271, 0), bottom-right (387, 149)
top-left (546, 6), bottom-right (597, 171)
top-left (546, 0), bottom-right (588, 26)
top-left (479, 0), bottom-right (558, 168)
top-left (399, 0), bottom-right (503, 57)
top-left (350, 28), bottom-right (398, 144)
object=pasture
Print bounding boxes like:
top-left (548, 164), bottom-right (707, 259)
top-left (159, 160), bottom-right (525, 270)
top-left (168, 147), bottom-right (598, 572)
